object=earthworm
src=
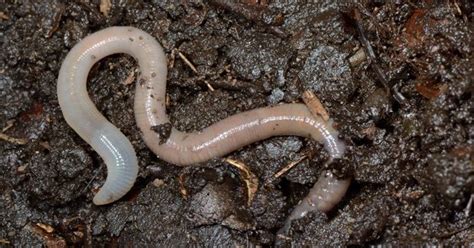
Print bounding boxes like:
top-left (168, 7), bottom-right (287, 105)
top-left (57, 27), bottom-right (348, 209)
top-left (278, 171), bottom-right (351, 235)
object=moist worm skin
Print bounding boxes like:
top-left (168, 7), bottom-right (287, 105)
top-left (277, 171), bottom-right (351, 236)
top-left (57, 26), bottom-right (347, 206)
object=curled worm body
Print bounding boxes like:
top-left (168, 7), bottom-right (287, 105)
top-left (57, 27), bottom-right (347, 206)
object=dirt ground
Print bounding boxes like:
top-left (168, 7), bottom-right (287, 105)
top-left (1, 0), bottom-right (473, 247)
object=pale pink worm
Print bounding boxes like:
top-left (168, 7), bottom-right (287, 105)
top-left (57, 26), bottom-right (349, 220)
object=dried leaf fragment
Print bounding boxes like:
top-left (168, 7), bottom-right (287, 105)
top-left (178, 173), bottom-right (188, 199)
top-left (404, 9), bottom-right (426, 47)
top-left (225, 158), bottom-right (259, 206)
top-left (415, 82), bottom-right (448, 100)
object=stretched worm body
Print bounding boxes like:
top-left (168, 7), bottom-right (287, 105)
top-left (57, 27), bottom-right (348, 212)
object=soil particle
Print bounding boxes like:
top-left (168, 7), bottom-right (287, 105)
top-left (267, 87), bottom-right (285, 104)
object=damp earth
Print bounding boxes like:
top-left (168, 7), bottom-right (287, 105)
top-left (0, 1), bottom-right (473, 246)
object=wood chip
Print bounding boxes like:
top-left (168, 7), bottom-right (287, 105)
top-left (0, 12), bottom-right (9, 20)
top-left (225, 158), bottom-right (259, 206)
top-left (165, 94), bottom-right (171, 108)
top-left (99, 0), bottom-right (112, 17)
top-left (348, 48), bottom-right (366, 67)
top-left (17, 165), bottom-right (27, 173)
top-left (36, 223), bottom-right (54, 233)
top-left (302, 90), bottom-right (330, 121)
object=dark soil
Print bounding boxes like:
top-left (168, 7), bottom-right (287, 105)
top-left (1, 1), bottom-right (473, 247)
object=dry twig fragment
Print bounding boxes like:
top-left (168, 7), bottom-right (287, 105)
top-left (225, 158), bottom-right (259, 206)
top-left (2, 120), bottom-right (15, 132)
top-left (0, 132), bottom-right (28, 145)
top-left (177, 50), bottom-right (214, 91)
top-left (266, 155), bottom-right (307, 185)
top-left (465, 194), bottom-right (473, 217)
top-left (204, 80), bottom-right (215, 91)
top-left (0, 239), bottom-right (10, 244)
top-left (178, 51), bottom-right (198, 73)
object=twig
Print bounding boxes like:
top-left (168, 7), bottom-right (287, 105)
top-left (177, 50), bottom-right (214, 91)
top-left (177, 51), bottom-right (197, 73)
top-left (465, 194), bottom-right (473, 217)
top-left (266, 155), bottom-right (307, 185)
top-left (2, 119), bottom-right (15, 132)
top-left (0, 132), bottom-right (28, 145)
top-left (353, 8), bottom-right (407, 104)
top-left (203, 80), bottom-right (215, 91)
